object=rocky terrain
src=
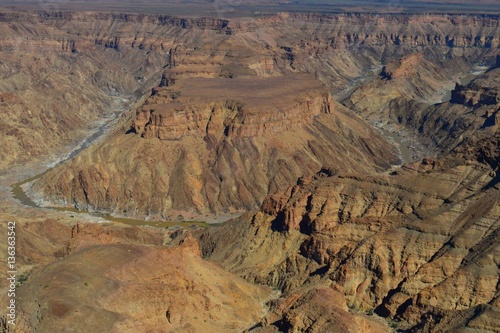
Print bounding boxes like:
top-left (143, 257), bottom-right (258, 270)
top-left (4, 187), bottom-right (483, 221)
top-left (26, 11), bottom-right (500, 218)
top-left (0, 11), bottom-right (170, 171)
top-left (2, 11), bottom-right (499, 174)
top-left (201, 116), bottom-right (500, 333)
top-left (345, 55), bottom-right (500, 159)
top-left (29, 73), bottom-right (399, 218)
top-left (0, 8), bottom-right (500, 333)
top-left (0, 220), bottom-right (273, 333)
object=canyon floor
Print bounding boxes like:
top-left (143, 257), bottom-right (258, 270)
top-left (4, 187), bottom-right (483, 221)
top-left (1, 3), bottom-right (500, 333)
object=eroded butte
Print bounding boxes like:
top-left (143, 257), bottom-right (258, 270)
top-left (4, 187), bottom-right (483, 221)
top-left (30, 73), bottom-right (397, 220)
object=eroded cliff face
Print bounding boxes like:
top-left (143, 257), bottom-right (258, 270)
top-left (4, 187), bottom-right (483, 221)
top-left (253, 287), bottom-right (392, 333)
top-left (2, 11), bottom-right (500, 172)
top-left (229, 13), bottom-right (500, 93)
top-left (30, 74), bottom-right (399, 218)
top-left (198, 65), bottom-right (500, 333)
top-left (372, 67), bottom-right (500, 158)
top-left (132, 76), bottom-right (333, 140)
top-left (229, 13), bottom-right (500, 48)
top-left (3, 9), bottom-right (500, 333)
top-left (345, 50), bottom-right (473, 118)
top-left (201, 131), bottom-right (500, 332)
top-left (451, 69), bottom-right (500, 107)
top-left (0, 12), bottom-right (182, 171)
top-left (26, 11), bottom-right (500, 217)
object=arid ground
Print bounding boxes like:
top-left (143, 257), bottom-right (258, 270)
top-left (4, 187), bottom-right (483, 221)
top-left (0, 1), bottom-right (499, 332)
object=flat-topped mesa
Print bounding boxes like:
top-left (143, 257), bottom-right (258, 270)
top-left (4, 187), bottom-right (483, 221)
top-left (132, 75), bottom-right (334, 141)
top-left (32, 69), bottom-right (397, 217)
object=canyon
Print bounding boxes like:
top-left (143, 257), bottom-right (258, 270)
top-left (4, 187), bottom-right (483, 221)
top-left (0, 5), bottom-right (499, 333)
top-left (201, 130), bottom-right (500, 332)
top-left (29, 74), bottom-right (398, 219)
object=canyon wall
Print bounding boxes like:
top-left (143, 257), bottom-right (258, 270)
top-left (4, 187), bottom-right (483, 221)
top-left (24, 11), bottom-right (500, 218)
top-left (201, 131), bottom-right (500, 332)
top-left (2, 11), bottom-right (500, 172)
top-left (30, 74), bottom-right (399, 218)
top-left (2, 9), bottom-right (500, 333)
top-left (199, 66), bottom-right (500, 332)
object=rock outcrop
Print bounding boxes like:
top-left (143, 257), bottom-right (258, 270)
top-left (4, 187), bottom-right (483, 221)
top-left (31, 73), bottom-right (399, 218)
top-left (380, 53), bottom-right (424, 80)
top-left (199, 64), bottom-right (500, 329)
top-left (23, 10), bottom-right (500, 218)
top-left (253, 287), bottom-right (391, 333)
top-left (344, 51), bottom-right (500, 165)
top-left (2, 11), bottom-right (500, 171)
top-left (383, 68), bottom-right (500, 155)
top-left (451, 69), bottom-right (500, 107)
top-left (201, 132), bottom-right (500, 332)
top-left (2, 7), bottom-right (500, 333)
top-left (132, 75), bottom-right (333, 140)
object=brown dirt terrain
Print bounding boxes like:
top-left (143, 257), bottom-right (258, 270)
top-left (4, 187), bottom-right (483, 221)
top-left (30, 73), bottom-right (398, 218)
top-left (201, 130), bottom-right (500, 332)
top-left (0, 8), bottom-right (499, 333)
top-left (1, 220), bottom-right (272, 333)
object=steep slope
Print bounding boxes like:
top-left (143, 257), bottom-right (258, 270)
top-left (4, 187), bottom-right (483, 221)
top-left (29, 74), bottom-right (399, 219)
top-left (0, 11), bottom-right (180, 171)
top-left (3, 11), bottom-right (500, 173)
top-left (2, 11), bottom-right (500, 333)
top-left (389, 67), bottom-right (500, 155)
top-left (344, 51), bottom-right (499, 158)
top-left (199, 64), bottom-right (500, 332)
top-left (25, 12), bottom-right (500, 219)
top-left (201, 129), bottom-right (500, 333)
top-left (253, 286), bottom-right (392, 333)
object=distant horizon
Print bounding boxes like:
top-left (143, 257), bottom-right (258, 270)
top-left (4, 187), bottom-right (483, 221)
top-left (1, 0), bottom-right (500, 16)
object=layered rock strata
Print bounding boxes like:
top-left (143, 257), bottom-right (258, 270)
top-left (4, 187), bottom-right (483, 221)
top-left (2, 11), bottom-right (500, 171)
top-left (201, 132), bottom-right (500, 332)
top-left (30, 74), bottom-right (399, 217)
